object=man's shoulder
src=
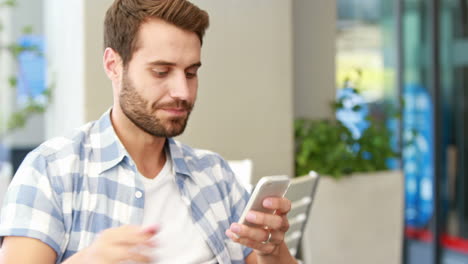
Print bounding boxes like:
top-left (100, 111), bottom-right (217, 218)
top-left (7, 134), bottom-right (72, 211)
top-left (11, 121), bottom-right (98, 188)
top-left (30, 121), bottom-right (97, 163)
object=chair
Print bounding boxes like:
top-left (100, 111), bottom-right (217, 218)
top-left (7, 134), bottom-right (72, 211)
top-left (227, 159), bottom-right (253, 193)
top-left (284, 171), bottom-right (320, 259)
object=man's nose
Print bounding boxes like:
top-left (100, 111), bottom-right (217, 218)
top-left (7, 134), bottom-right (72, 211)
top-left (169, 72), bottom-right (190, 101)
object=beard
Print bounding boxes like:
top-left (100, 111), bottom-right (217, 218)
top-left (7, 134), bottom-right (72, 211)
top-left (119, 71), bottom-right (193, 138)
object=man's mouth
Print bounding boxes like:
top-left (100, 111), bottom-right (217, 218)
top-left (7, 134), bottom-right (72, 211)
top-left (160, 108), bottom-right (188, 117)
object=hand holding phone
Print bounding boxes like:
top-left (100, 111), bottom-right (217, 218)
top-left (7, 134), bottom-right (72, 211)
top-left (238, 175), bottom-right (291, 227)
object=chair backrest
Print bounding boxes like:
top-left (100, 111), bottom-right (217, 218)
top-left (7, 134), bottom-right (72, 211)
top-left (284, 171), bottom-right (320, 257)
top-left (227, 159), bottom-right (253, 193)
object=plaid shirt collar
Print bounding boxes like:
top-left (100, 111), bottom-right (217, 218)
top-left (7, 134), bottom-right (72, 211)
top-left (90, 109), bottom-right (193, 178)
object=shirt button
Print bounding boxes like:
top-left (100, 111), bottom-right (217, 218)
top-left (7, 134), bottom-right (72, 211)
top-left (135, 191), bottom-right (143, 199)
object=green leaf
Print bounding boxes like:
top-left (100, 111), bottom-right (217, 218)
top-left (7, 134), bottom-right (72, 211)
top-left (8, 76), bottom-right (17, 87)
top-left (22, 25), bottom-right (33, 34)
top-left (7, 43), bottom-right (24, 57)
top-left (352, 105), bottom-right (362, 111)
top-left (0, 0), bottom-right (16, 7)
top-left (7, 111), bottom-right (26, 130)
top-left (294, 98), bottom-right (400, 178)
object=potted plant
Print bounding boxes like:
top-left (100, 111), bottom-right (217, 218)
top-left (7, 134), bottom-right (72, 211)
top-left (295, 86), bottom-right (404, 264)
top-left (0, 0), bottom-right (51, 138)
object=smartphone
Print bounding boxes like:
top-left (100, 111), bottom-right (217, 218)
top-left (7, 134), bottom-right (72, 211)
top-left (238, 175), bottom-right (291, 227)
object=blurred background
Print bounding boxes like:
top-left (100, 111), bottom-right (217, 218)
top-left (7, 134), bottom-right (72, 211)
top-left (0, 0), bottom-right (467, 263)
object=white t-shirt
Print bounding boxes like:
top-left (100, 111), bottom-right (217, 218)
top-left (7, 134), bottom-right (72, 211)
top-left (139, 156), bottom-right (217, 264)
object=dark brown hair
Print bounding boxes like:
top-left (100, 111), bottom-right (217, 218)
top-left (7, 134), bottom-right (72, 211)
top-left (104, 0), bottom-right (209, 66)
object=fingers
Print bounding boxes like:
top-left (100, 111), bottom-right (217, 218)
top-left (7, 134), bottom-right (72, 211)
top-left (140, 225), bottom-right (160, 235)
top-left (279, 214), bottom-right (290, 232)
top-left (225, 197), bottom-right (292, 256)
top-left (225, 226), bottom-right (282, 253)
top-left (117, 248), bottom-right (153, 264)
top-left (242, 210), bottom-right (284, 230)
top-left (86, 225), bottom-right (159, 264)
top-left (262, 197), bottom-right (291, 215)
top-left (129, 253), bottom-right (153, 264)
top-left (102, 225), bottom-right (159, 246)
top-left (227, 223), bottom-right (285, 244)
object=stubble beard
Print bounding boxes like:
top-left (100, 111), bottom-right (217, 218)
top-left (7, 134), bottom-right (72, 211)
top-left (119, 72), bottom-right (193, 138)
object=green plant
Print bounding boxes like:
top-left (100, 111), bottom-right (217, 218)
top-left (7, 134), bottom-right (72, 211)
top-left (0, 0), bottom-right (52, 138)
top-left (294, 88), bottom-right (399, 179)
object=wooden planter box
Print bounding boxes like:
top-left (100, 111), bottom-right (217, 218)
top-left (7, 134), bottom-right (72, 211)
top-left (302, 170), bottom-right (404, 264)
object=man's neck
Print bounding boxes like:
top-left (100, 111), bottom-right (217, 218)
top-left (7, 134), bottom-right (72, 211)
top-left (110, 107), bottom-right (167, 179)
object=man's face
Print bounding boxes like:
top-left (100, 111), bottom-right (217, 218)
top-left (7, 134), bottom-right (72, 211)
top-left (119, 18), bottom-right (201, 137)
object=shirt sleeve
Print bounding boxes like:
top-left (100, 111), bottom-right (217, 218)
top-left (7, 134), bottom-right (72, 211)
top-left (219, 158), bottom-right (254, 260)
top-left (0, 150), bottom-right (65, 259)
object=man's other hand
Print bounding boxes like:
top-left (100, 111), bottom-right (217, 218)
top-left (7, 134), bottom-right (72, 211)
top-left (65, 225), bottom-right (159, 264)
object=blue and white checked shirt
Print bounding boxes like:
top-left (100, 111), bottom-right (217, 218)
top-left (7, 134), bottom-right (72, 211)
top-left (0, 110), bottom-right (252, 264)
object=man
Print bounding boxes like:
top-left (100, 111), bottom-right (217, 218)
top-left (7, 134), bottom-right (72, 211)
top-left (0, 0), bottom-right (297, 263)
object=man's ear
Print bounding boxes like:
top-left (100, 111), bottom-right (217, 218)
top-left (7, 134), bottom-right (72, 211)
top-left (103, 47), bottom-right (123, 81)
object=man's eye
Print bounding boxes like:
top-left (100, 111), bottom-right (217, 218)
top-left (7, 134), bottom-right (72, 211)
top-left (186, 72), bottom-right (197, 79)
top-left (152, 68), bottom-right (169, 77)
top-left (155, 71), bottom-right (168, 77)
